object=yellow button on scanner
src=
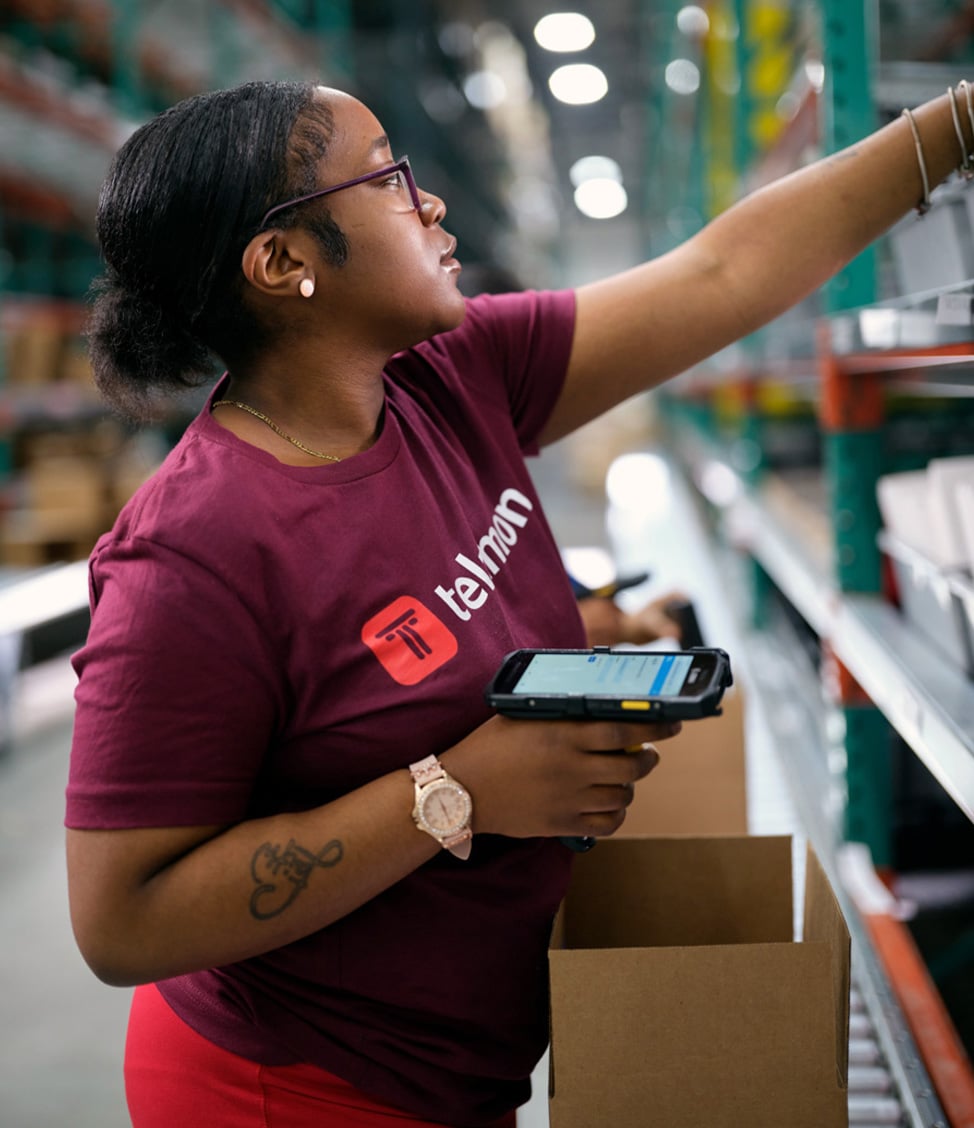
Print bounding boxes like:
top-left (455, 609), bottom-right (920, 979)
top-left (620, 700), bottom-right (653, 712)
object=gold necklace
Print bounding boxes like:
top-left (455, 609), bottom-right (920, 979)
top-left (212, 400), bottom-right (342, 463)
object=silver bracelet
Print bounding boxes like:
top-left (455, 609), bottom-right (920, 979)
top-left (948, 86), bottom-right (974, 180)
top-left (961, 80), bottom-right (974, 170)
top-left (901, 107), bottom-right (931, 215)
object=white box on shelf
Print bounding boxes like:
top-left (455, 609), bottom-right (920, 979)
top-left (879, 531), bottom-right (974, 677)
top-left (877, 470), bottom-right (935, 557)
top-left (927, 457), bottom-right (974, 571)
top-left (949, 573), bottom-right (974, 681)
top-left (956, 481), bottom-right (974, 574)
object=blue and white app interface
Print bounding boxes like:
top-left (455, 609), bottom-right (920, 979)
top-left (513, 651), bottom-right (695, 697)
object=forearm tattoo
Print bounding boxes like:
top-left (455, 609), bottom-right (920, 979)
top-left (249, 837), bottom-right (344, 920)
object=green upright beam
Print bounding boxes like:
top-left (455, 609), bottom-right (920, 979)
top-left (825, 428), bottom-right (884, 593)
top-left (209, 3), bottom-right (241, 90)
top-left (21, 225), bottom-right (56, 295)
top-left (732, 0), bottom-right (758, 181)
top-left (818, 0), bottom-right (882, 591)
top-left (108, 0), bottom-right (144, 117)
top-left (820, 0), bottom-right (891, 865)
top-left (820, 0), bottom-right (877, 313)
top-left (843, 706), bottom-right (894, 867)
top-left (313, 0), bottom-right (353, 83)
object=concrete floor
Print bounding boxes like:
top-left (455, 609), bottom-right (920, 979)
top-left (0, 658), bottom-right (131, 1128)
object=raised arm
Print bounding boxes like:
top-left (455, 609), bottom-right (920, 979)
top-left (541, 88), bottom-right (970, 443)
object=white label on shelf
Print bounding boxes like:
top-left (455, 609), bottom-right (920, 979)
top-left (935, 292), bottom-right (974, 326)
top-left (896, 685), bottom-right (924, 744)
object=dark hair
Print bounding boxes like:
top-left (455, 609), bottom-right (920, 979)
top-left (87, 80), bottom-right (348, 419)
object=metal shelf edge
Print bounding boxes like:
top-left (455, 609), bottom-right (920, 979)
top-left (723, 481), bottom-right (974, 822)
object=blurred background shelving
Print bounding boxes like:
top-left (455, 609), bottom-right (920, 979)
top-left (1, 2), bottom-right (974, 1126)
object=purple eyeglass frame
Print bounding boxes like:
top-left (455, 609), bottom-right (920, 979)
top-left (259, 156), bottom-right (420, 228)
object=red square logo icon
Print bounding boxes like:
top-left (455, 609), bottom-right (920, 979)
top-left (362, 597), bottom-right (458, 685)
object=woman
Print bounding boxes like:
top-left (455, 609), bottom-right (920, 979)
top-left (66, 79), bottom-right (971, 1127)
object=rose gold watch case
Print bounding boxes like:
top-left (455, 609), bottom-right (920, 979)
top-left (412, 778), bottom-right (472, 837)
top-left (412, 780), bottom-right (472, 859)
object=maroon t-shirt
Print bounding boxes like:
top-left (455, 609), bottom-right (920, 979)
top-left (67, 289), bottom-right (586, 1126)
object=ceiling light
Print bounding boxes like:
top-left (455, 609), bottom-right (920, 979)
top-left (573, 178), bottom-right (628, 219)
top-left (676, 6), bottom-right (710, 37)
top-left (463, 70), bottom-right (507, 110)
top-left (569, 155), bottom-right (622, 187)
top-left (534, 12), bottom-right (596, 52)
top-left (805, 60), bottom-right (825, 92)
top-left (548, 63), bottom-right (608, 105)
top-left (664, 58), bottom-right (700, 95)
top-left (606, 453), bottom-right (671, 512)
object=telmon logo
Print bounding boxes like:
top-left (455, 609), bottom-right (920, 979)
top-left (362, 597), bottom-right (458, 685)
top-left (434, 487), bottom-right (534, 622)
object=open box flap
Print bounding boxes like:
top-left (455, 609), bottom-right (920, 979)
top-left (561, 835), bottom-right (794, 950)
top-left (803, 843), bottom-right (852, 1087)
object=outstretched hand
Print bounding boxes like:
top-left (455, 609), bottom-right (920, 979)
top-left (578, 590), bottom-right (689, 647)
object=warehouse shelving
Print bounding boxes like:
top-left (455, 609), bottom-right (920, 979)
top-left (661, 368), bottom-right (974, 1126)
top-left (0, 1), bottom-right (536, 572)
top-left (680, 437), bottom-right (974, 825)
top-left (651, 1), bottom-right (974, 1124)
top-left (0, 2), bottom-right (357, 567)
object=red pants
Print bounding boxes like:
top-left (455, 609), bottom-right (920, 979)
top-left (125, 984), bottom-right (517, 1128)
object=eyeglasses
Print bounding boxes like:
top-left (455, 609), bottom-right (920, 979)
top-left (259, 156), bottom-right (421, 228)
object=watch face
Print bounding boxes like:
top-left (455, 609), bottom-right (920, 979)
top-left (417, 780), bottom-right (472, 835)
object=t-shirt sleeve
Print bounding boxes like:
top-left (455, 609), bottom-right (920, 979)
top-left (419, 288), bottom-right (576, 455)
top-left (66, 536), bottom-right (284, 829)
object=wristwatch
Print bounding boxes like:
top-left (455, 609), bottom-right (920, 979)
top-left (409, 755), bottom-right (473, 860)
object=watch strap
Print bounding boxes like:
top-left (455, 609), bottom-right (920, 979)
top-left (409, 754), bottom-right (445, 787)
top-left (441, 829), bottom-right (472, 860)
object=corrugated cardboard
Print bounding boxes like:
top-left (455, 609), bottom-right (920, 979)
top-left (549, 836), bottom-right (850, 1128)
top-left (622, 686), bottom-right (747, 836)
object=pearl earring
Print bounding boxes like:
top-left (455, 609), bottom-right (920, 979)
top-left (299, 278), bottom-right (315, 299)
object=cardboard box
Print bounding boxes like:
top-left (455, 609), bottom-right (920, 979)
top-left (622, 686), bottom-right (747, 836)
top-left (4, 322), bottom-right (63, 385)
top-left (549, 836), bottom-right (850, 1128)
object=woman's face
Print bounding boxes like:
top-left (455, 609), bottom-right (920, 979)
top-left (303, 89), bottom-right (467, 351)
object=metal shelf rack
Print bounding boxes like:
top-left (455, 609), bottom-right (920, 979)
top-left (700, 455), bottom-right (974, 823)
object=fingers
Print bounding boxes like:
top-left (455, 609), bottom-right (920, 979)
top-left (578, 746), bottom-right (665, 836)
top-left (626, 743), bottom-right (661, 780)
top-left (590, 743), bottom-right (660, 786)
top-left (577, 598), bottom-right (626, 647)
top-left (569, 719), bottom-right (681, 751)
top-left (583, 780), bottom-right (636, 813)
